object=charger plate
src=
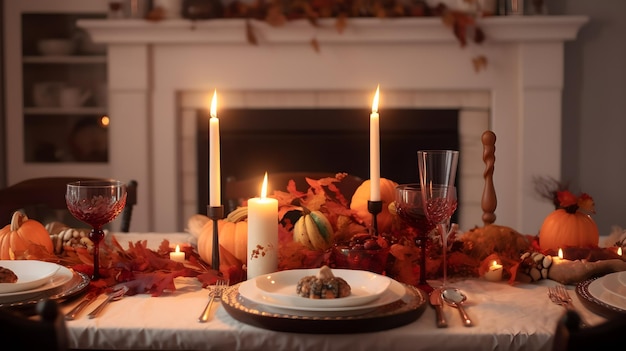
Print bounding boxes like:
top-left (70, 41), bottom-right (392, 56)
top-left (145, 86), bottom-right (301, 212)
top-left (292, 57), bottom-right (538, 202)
top-left (576, 273), bottom-right (626, 319)
top-left (221, 281), bottom-right (427, 334)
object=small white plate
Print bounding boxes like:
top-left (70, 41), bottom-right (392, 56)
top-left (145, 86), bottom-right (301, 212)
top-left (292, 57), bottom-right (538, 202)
top-left (0, 260), bottom-right (60, 294)
top-left (255, 268), bottom-right (391, 308)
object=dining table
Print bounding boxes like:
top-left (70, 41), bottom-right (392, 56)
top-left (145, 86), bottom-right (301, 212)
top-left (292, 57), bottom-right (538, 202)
top-left (58, 232), bottom-right (609, 351)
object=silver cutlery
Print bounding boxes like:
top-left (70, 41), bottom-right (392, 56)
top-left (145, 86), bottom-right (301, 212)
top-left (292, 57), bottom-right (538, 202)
top-left (65, 291), bottom-right (98, 320)
top-left (198, 279), bottom-right (228, 323)
top-left (548, 285), bottom-right (588, 328)
top-left (429, 288), bottom-right (448, 328)
top-left (87, 285), bottom-right (128, 319)
top-left (442, 288), bottom-right (474, 327)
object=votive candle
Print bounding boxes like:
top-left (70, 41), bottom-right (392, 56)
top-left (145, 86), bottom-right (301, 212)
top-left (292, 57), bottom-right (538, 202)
top-left (247, 172), bottom-right (278, 279)
top-left (370, 85), bottom-right (381, 201)
top-left (208, 89), bottom-right (221, 206)
top-left (170, 245), bottom-right (185, 263)
top-left (484, 260), bottom-right (503, 282)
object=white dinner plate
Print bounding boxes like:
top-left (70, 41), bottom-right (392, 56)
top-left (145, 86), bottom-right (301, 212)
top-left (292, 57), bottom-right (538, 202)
top-left (240, 273), bottom-right (405, 313)
top-left (587, 273), bottom-right (626, 311)
top-left (616, 271), bottom-right (626, 287)
top-left (255, 268), bottom-right (392, 308)
top-left (0, 264), bottom-right (73, 303)
top-left (0, 260), bottom-right (61, 293)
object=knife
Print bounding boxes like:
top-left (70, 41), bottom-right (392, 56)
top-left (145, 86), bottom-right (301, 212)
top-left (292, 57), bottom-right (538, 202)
top-left (65, 291), bottom-right (98, 320)
top-left (429, 288), bottom-right (448, 328)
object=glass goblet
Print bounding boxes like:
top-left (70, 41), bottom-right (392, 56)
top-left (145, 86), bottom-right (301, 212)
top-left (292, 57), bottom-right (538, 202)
top-left (66, 180), bottom-right (127, 280)
top-left (394, 184), bottom-right (436, 290)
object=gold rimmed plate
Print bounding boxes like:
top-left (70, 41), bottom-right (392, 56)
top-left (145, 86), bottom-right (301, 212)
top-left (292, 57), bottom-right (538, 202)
top-left (222, 281), bottom-right (427, 333)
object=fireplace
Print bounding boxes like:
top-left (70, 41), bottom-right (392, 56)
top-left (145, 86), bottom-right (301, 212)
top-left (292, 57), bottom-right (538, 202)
top-left (79, 16), bottom-right (588, 233)
top-left (196, 108), bottom-right (460, 215)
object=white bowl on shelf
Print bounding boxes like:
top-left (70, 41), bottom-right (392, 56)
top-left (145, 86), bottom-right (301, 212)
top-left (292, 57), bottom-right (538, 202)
top-left (37, 39), bottom-right (76, 56)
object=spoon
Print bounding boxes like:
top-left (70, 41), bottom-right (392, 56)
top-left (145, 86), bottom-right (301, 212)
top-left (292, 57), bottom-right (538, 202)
top-left (441, 288), bottom-right (473, 327)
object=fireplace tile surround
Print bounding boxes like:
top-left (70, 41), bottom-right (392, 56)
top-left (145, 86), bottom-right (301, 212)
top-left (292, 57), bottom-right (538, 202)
top-left (78, 16), bottom-right (588, 233)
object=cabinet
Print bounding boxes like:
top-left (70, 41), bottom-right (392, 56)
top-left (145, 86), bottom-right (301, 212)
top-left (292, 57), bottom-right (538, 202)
top-left (3, 1), bottom-right (110, 184)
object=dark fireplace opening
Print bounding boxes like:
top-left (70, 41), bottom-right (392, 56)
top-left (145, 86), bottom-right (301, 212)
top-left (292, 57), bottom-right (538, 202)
top-left (197, 108), bottom-right (460, 218)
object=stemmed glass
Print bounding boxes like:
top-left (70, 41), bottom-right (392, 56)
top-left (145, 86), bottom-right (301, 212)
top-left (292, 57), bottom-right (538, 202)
top-left (66, 180), bottom-right (127, 280)
top-left (418, 150), bottom-right (459, 287)
top-left (394, 184), bottom-right (436, 291)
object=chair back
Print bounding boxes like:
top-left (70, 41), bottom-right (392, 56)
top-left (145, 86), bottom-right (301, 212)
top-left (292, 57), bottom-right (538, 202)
top-left (224, 172), bottom-right (363, 213)
top-left (0, 177), bottom-right (137, 232)
top-left (0, 299), bottom-right (68, 351)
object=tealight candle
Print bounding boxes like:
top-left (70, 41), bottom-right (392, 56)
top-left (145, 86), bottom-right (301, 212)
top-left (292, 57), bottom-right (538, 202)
top-left (484, 260), bottom-right (503, 282)
top-left (369, 85), bottom-right (381, 202)
top-left (247, 172), bottom-right (278, 279)
top-left (170, 245), bottom-right (185, 263)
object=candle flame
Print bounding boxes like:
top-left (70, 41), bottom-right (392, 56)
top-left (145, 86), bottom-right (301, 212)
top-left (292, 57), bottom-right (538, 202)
top-left (618, 247), bottom-right (623, 256)
top-left (261, 172), bottom-right (268, 198)
top-left (210, 89), bottom-right (217, 118)
top-left (492, 260), bottom-right (497, 267)
top-left (372, 85), bottom-right (380, 113)
top-left (558, 248), bottom-right (563, 259)
top-left (175, 244), bottom-right (181, 253)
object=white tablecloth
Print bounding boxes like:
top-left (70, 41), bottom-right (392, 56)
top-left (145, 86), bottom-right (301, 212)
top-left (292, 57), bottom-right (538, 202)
top-left (62, 232), bottom-right (607, 351)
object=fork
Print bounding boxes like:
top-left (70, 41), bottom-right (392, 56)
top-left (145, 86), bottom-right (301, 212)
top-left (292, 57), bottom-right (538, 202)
top-left (198, 279), bottom-right (229, 323)
top-left (547, 285), bottom-right (588, 328)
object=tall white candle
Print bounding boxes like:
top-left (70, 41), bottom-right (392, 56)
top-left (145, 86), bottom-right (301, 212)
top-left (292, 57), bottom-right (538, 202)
top-left (247, 172), bottom-right (278, 279)
top-left (208, 89), bottom-right (221, 207)
top-left (370, 85), bottom-right (381, 201)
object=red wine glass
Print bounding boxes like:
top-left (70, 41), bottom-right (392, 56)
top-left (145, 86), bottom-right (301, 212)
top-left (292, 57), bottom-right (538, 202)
top-left (395, 184), bottom-right (436, 289)
top-left (66, 180), bottom-right (127, 280)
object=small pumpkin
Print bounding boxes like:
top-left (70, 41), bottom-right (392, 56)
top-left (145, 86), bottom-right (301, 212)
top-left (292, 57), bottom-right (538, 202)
top-left (0, 211), bottom-right (54, 259)
top-left (349, 178), bottom-right (398, 234)
top-left (539, 209), bottom-right (599, 251)
top-left (197, 207), bottom-right (248, 265)
top-left (293, 208), bottom-right (334, 250)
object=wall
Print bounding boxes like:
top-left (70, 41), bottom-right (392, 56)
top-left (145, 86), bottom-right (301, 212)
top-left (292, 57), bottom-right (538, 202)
top-left (552, 1), bottom-right (626, 237)
top-left (0, 0), bottom-right (5, 188)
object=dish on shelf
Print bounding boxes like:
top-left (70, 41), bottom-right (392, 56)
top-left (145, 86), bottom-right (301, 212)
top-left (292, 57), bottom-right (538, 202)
top-left (576, 272), bottom-right (626, 319)
top-left (255, 268), bottom-right (392, 308)
top-left (222, 281), bottom-right (428, 333)
top-left (0, 260), bottom-right (60, 293)
top-left (37, 39), bottom-right (76, 56)
top-left (240, 274), bottom-right (403, 314)
top-left (0, 264), bottom-right (74, 303)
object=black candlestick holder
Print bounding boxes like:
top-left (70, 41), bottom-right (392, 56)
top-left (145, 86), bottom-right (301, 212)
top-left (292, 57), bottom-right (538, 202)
top-left (367, 200), bottom-right (382, 236)
top-left (207, 205), bottom-right (224, 271)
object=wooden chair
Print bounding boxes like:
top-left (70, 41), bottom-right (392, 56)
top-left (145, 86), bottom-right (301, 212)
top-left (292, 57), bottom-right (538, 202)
top-left (0, 177), bottom-right (138, 232)
top-left (0, 299), bottom-right (68, 351)
top-left (224, 172), bottom-right (364, 213)
top-left (552, 310), bottom-right (626, 351)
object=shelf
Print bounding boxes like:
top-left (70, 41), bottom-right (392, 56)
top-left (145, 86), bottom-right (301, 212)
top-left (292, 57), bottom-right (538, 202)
top-left (23, 55), bottom-right (106, 64)
top-left (24, 107), bottom-right (107, 115)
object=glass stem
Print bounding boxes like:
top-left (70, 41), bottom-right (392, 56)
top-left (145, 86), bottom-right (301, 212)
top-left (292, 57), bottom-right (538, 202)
top-left (90, 227), bottom-right (105, 280)
top-left (439, 223), bottom-right (447, 287)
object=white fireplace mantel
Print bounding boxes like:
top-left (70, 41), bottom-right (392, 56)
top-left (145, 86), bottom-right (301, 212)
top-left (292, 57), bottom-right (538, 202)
top-left (78, 16), bottom-right (588, 233)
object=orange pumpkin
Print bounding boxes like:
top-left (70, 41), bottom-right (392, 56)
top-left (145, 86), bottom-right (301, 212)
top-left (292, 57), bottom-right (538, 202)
top-left (539, 208), bottom-right (599, 251)
top-left (197, 215), bottom-right (248, 265)
top-left (0, 211), bottom-right (54, 260)
top-left (349, 178), bottom-right (398, 234)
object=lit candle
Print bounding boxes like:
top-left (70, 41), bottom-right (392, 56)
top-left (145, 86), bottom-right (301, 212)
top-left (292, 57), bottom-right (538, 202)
top-left (558, 248), bottom-right (564, 259)
top-left (370, 85), bottom-right (381, 201)
top-left (618, 247), bottom-right (623, 256)
top-left (170, 245), bottom-right (185, 263)
top-left (484, 260), bottom-right (503, 282)
top-left (208, 89), bottom-right (221, 207)
top-left (247, 172), bottom-right (278, 279)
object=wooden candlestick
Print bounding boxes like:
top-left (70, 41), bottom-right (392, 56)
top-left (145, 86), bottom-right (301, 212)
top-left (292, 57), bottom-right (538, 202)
top-left (481, 131), bottom-right (497, 226)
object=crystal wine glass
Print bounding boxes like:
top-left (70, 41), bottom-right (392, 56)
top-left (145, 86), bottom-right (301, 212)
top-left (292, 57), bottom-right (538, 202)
top-left (394, 184), bottom-right (436, 291)
top-left (66, 180), bottom-right (127, 280)
top-left (418, 150), bottom-right (459, 287)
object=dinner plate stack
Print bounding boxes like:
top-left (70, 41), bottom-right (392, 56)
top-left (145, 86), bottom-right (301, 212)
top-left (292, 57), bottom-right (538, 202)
top-left (0, 260), bottom-right (89, 308)
top-left (221, 268), bottom-right (428, 333)
top-left (577, 271), bottom-right (626, 318)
